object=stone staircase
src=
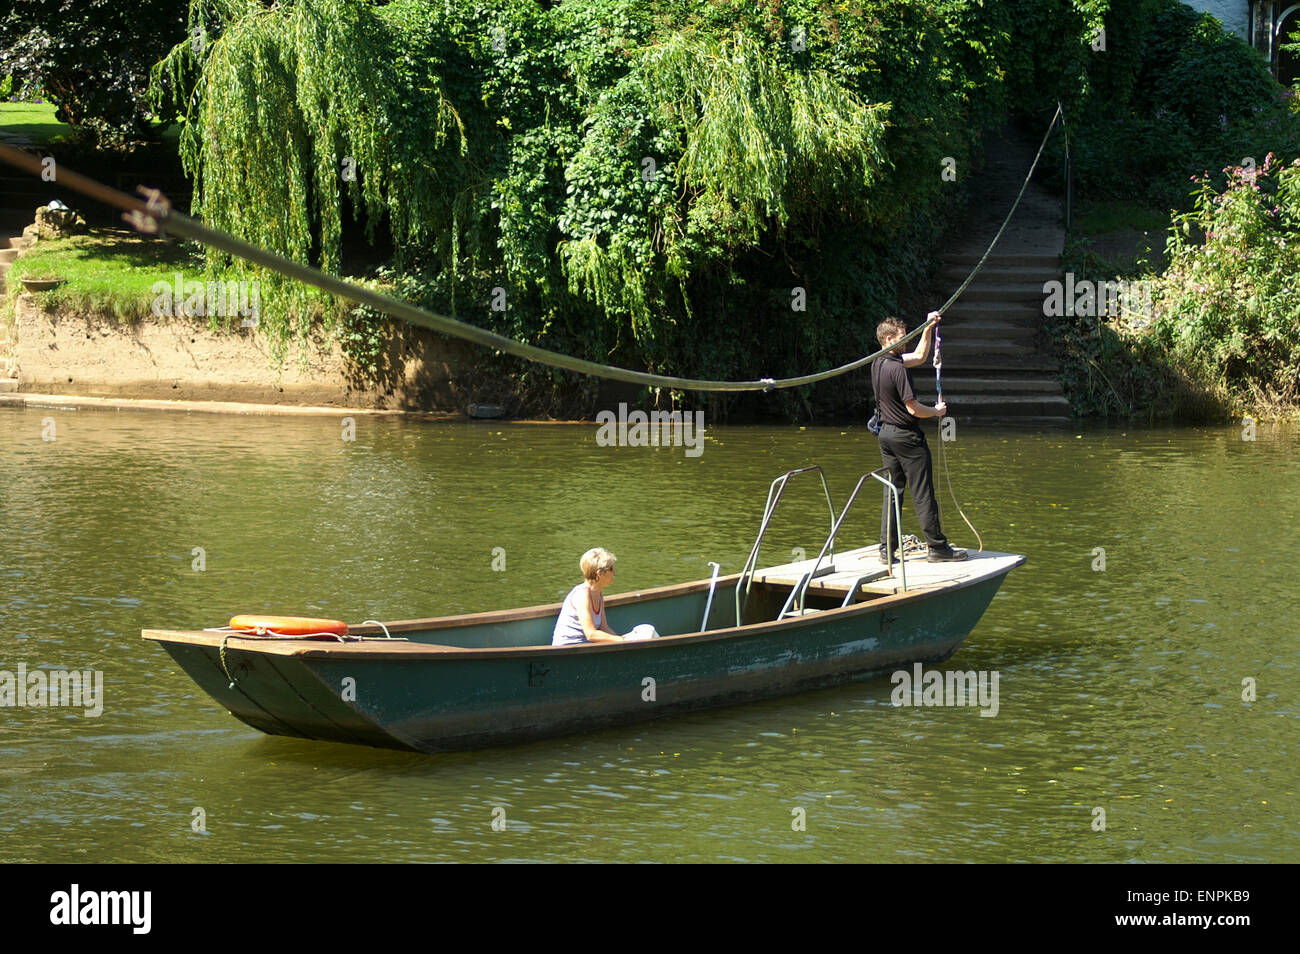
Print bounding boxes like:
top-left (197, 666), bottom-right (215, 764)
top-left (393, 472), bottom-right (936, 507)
top-left (0, 233), bottom-right (29, 392)
top-left (0, 236), bottom-right (18, 282)
top-left (912, 251), bottom-right (1071, 425)
top-left (910, 121), bottom-right (1073, 427)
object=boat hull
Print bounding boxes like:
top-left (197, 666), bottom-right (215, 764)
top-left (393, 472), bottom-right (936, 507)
top-left (149, 564), bottom-right (1015, 753)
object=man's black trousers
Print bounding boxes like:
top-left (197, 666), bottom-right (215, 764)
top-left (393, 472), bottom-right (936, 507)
top-left (878, 422), bottom-right (948, 550)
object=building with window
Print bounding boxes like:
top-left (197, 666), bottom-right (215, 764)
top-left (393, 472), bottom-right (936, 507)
top-left (1185, 1), bottom-right (1300, 86)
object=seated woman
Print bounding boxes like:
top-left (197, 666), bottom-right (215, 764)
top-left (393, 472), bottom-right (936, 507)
top-left (552, 548), bottom-right (624, 645)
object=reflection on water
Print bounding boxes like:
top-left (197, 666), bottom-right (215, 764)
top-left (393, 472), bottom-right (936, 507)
top-left (1, 408), bottom-right (1296, 862)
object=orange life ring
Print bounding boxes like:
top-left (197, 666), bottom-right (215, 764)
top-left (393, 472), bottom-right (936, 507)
top-left (229, 615), bottom-right (349, 638)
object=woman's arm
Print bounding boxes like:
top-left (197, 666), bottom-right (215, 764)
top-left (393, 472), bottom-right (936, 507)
top-left (577, 590), bottom-right (622, 643)
top-left (599, 605), bottom-right (619, 636)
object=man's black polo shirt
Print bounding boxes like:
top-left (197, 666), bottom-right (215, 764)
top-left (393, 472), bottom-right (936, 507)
top-left (872, 351), bottom-right (920, 429)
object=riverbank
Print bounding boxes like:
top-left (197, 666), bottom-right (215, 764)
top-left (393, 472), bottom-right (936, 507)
top-left (5, 289), bottom-right (473, 411)
top-left (0, 390), bottom-right (622, 423)
top-left (0, 391), bottom-right (454, 418)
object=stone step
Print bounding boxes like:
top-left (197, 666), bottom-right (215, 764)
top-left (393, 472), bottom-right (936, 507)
top-left (932, 393), bottom-right (1074, 417)
top-left (950, 283), bottom-right (1051, 304)
top-left (944, 301), bottom-right (1047, 318)
top-left (933, 320), bottom-right (1038, 339)
top-left (914, 376), bottom-right (1063, 395)
top-left (944, 251), bottom-right (1061, 268)
top-left (915, 366), bottom-right (1063, 383)
top-left (934, 354), bottom-right (1060, 373)
top-left (948, 414), bottom-right (1073, 428)
top-left (935, 343), bottom-right (1045, 361)
top-left (0, 248), bottom-right (18, 265)
top-left (0, 379), bottom-right (17, 392)
top-left (939, 323), bottom-right (1043, 339)
top-left (938, 264), bottom-right (1061, 284)
top-left (899, 121), bottom-right (1073, 426)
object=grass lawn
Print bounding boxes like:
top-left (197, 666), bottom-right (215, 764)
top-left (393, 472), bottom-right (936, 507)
top-left (3, 228), bottom-right (354, 334)
top-left (0, 102), bottom-right (73, 147)
top-left (0, 101), bottom-right (183, 147)
top-left (5, 229), bottom-right (207, 318)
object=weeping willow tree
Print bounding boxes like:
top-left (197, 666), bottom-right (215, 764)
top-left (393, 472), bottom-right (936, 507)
top-left (152, 0), bottom-right (468, 351)
top-left (558, 29), bottom-right (890, 352)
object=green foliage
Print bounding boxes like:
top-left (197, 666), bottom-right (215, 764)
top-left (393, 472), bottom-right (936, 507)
top-left (338, 302), bottom-right (390, 379)
top-left (0, 0), bottom-right (187, 146)
top-left (1046, 235), bottom-right (1197, 420)
top-left (1055, 0), bottom-right (1300, 211)
top-left (1284, 20), bottom-right (1300, 67)
top-left (1052, 154), bottom-right (1300, 420)
top-left (154, 0), bottom-right (470, 358)
top-left (1001, 0), bottom-right (1109, 117)
top-left (0, 75), bottom-right (13, 101)
top-left (1153, 154), bottom-right (1300, 411)
top-left (557, 29), bottom-right (890, 356)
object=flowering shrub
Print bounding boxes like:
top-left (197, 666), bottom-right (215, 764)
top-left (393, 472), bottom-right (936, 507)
top-left (1151, 154), bottom-right (1300, 410)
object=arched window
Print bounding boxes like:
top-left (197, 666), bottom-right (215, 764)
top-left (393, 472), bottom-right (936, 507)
top-left (1277, 4), bottom-right (1300, 88)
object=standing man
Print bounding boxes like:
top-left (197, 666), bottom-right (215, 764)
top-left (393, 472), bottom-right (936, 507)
top-left (871, 311), bottom-right (967, 563)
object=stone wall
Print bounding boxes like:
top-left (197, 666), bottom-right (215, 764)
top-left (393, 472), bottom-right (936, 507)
top-left (13, 294), bottom-right (472, 410)
top-left (1180, 0), bottom-right (1249, 39)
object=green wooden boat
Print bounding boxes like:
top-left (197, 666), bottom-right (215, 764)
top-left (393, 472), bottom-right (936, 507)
top-left (143, 467), bottom-right (1025, 753)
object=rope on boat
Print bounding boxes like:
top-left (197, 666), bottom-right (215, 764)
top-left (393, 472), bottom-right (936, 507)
top-left (218, 634), bottom-right (237, 689)
top-left (932, 330), bottom-right (984, 553)
top-left (205, 624), bottom-right (403, 642)
top-left (204, 625), bottom-right (348, 640)
top-left (0, 105), bottom-right (1061, 394)
top-left (211, 626), bottom-right (357, 688)
top-left (898, 534), bottom-right (925, 554)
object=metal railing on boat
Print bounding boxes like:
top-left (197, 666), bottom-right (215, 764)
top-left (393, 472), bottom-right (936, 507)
top-left (735, 466), bottom-right (837, 626)
top-left (782, 468), bottom-right (907, 617)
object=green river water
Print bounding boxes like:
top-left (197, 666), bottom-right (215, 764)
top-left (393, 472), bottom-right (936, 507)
top-left (1, 406), bottom-right (1296, 863)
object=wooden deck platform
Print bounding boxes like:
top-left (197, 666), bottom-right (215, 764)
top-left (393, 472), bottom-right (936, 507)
top-left (751, 545), bottom-right (1025, 599)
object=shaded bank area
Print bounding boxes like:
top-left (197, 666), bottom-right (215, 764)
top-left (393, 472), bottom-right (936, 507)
top-left (7, 292), bottom-right (470, 410)
top-left (0, 392), bottom-right (457, 419)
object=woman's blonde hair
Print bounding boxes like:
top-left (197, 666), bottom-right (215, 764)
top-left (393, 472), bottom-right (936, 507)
top-left (580, 547), bottom-right (617, 582)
